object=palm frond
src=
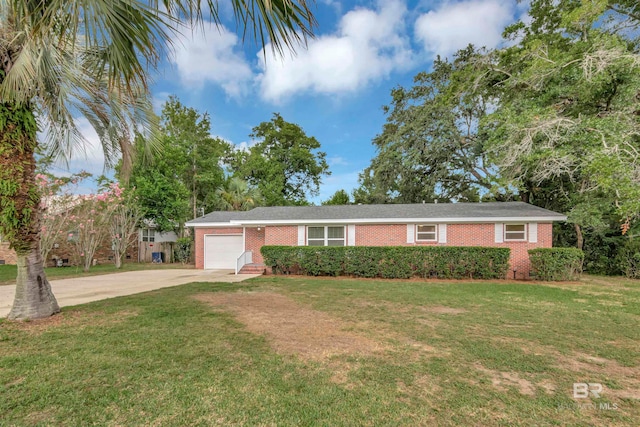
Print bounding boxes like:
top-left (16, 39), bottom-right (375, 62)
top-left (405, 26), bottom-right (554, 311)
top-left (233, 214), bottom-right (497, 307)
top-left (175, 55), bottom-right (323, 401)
top-left (1, 0), bottom-right (315, 182)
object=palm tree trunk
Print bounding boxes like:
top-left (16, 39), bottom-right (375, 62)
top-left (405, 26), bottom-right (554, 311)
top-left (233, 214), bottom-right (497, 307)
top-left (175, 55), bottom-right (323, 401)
top-left (1, 101), bottom-right (59, 319)
top-left (9, 248), bottom-right (60, 320)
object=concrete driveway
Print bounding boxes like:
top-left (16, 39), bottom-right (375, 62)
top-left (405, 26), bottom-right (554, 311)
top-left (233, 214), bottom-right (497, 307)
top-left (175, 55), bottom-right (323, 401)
top-left (0, 269), bottom-right (260, 318)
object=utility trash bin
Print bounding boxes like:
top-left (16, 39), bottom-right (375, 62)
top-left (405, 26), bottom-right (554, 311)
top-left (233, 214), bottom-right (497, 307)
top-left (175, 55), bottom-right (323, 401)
top-left (152, 252), bottom-right (164, 263)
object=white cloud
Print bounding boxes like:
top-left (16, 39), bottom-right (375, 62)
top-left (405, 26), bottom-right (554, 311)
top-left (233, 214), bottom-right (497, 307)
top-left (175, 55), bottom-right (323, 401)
top-left (257, 0), bottom-right (414, 103)
top-left (67, 118), bottom-right (108, 178)
top-left (414, 0), bottom-right (515, 58)
top-left (232, 139), bottom-right (259, 153)
top-left (170, 24), bottom-right (253, 97)
top-left (328, 156), bottom-right (349, 166)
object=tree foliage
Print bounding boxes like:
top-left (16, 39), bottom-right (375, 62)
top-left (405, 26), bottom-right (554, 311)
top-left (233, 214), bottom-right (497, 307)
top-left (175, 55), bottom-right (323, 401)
top-left (229, 113), bottom-right (330, 206)
top-left (130, 97), bottom-right (230, 230)
top-left (107, 184), bottom-right (145, 269)
top-left (215, 177), bottom-right (264, 211)
top-left (357, 0), bottom-right (640, 274)
top-left (322, 189), bottom-right (351, 205)
top-left (360, 46), bottom-right (503, 204)
top-left (35, 171), bottom-right (91, 263)
top-left (487, 0), bottom-right (640, 231)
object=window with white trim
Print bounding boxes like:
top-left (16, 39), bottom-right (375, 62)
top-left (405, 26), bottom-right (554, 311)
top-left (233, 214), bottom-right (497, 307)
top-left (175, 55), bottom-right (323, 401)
top-left (504, 224), bottom-right (526, 241)
top-left (416, 224), bottom-right (437, 242)
top-left (142, 228), bottom-right (155, 242)
top-left (307, 226), bottom-right (345, 246)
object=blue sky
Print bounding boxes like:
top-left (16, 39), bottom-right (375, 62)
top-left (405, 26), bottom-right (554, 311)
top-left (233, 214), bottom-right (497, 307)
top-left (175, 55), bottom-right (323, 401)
top-left (63, 0), bottom-right (529, 203)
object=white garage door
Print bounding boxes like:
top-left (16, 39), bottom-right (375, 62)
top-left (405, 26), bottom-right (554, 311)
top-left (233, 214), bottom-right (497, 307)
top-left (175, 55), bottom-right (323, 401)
top-left (204, 235), bottom-right (244, 269)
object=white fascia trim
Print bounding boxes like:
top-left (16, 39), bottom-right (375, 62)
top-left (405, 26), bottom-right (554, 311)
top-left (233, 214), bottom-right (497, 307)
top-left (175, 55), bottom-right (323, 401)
top-left (227, 216), bottom-right (566, 226)
top-left (185, 222), bottom-right (237, 228)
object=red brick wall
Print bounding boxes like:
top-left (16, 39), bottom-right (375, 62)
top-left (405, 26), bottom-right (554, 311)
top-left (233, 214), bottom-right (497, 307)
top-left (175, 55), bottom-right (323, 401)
top-left (0, 242), bottom-right (17, 265)
top-left (194, 227), bottom-right (243, 269)
top-left (265, 226), bottom-right (297, 246)
top-left (245, 227), bottom-right (266, 264)
top-left (355, 225), bottom-right (408, 246)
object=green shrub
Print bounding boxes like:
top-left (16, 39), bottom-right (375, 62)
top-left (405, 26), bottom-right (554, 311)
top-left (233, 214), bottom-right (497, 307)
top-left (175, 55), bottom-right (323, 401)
top-left (260, 246), bottom-right (298, 274)
top-left (174, 237), bottom-right (192, 264)
top-left (261, 246), bottom-right (511, 280)
top-left (343, 247), bottom-right (382, 278)
top-left (614, 239), bottom-right (640, 279)
top-left (528, 248), bottom-right (584, 281)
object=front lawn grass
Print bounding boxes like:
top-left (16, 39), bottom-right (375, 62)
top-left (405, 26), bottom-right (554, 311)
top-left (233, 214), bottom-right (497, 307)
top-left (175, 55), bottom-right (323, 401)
top-left (1, 276), bottom-right (638, 426)
top-left (0, 262), bottom-right (192, 286)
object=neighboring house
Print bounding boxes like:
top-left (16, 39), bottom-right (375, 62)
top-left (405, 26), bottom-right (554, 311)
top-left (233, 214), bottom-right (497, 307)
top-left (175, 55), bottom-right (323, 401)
top-left (138, 225), bottom-right (178, 263)
top-left (50, 231), bottom-right (139, 267)
top-left (185, 202), bottom-right (567, 278)
top-left (0, 233), bottom-right (17, 265)
top-left (0, 231), bottom-right (138, 267)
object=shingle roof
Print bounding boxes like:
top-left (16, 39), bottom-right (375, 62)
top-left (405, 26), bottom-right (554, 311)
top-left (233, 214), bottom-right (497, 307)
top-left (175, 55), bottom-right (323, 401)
top-left (186, 202), bottom-right (566, 226)
top-left (187, 210), bottom-right (250, 224)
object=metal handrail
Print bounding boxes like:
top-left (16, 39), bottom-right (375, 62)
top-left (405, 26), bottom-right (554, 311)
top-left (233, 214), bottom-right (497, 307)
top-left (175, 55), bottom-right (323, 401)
top-left (235, 250), bottom-right (253, 274)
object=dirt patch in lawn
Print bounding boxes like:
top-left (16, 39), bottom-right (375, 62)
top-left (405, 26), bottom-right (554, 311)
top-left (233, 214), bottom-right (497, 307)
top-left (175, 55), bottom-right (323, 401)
top-left (5, 309), bottom-right (139, 335)
top-left (421, 305), bottom-right (467, 315)
top-left (194, 291), bottom-right (387, 362)
top-left (474, 363), bottom-right (536, 396)
top-left (489, 336), bottom-right (640, 400)
top-left (558, 352), bottom-right (640, 400)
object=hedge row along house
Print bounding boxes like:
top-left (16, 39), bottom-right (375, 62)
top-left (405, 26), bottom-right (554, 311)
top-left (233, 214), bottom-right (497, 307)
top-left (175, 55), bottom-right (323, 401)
top-left (186, 202), bottom-right (567, 278)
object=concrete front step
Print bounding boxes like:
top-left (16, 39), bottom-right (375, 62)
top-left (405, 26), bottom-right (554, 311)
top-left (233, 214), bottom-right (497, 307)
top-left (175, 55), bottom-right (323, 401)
top-left (238, 264), bottom-right (266, 275)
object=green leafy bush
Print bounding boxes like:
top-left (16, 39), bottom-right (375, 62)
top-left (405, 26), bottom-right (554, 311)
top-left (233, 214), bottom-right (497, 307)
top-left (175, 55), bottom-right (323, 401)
top-left (261, 246), bottom-right (510, 280)
top-left (614, 239), bottom-right (640, 279)
top-left (528, 248), bottom-right (584, 281)
top-left (174, 237), bottom-right (193, 264)
top-left (260, 246), bottom-right (298, 274)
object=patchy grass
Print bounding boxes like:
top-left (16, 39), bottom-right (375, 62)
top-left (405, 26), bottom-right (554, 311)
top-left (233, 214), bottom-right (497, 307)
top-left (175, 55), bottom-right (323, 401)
top-left (0, 262), bottom-right (192, 286)
top-left (1, 276), bottom-right (639, 426)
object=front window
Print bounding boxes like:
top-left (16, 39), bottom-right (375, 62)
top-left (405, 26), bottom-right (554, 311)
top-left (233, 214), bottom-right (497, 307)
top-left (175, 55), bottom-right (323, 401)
top-left (142, 228), bottom-right (155, 242)
top-left (505, 224), bottom-right (526, 241)
top-left (307, 226), bottom-right (345, 246)
top-left (416, 225), bottom-right (437, 241)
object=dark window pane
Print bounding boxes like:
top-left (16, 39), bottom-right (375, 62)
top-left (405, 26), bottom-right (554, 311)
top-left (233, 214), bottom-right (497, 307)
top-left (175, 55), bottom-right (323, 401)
top-left (417, 233), bottom-right (436, 241)
top-left (327, 227), bottom-right (344, 238)
top-left (506, 232), bottom-right (526, 240)
top-left (417, 225), bottom-right (436, 233)
top-left (308, 227), bottom-right (324, 239)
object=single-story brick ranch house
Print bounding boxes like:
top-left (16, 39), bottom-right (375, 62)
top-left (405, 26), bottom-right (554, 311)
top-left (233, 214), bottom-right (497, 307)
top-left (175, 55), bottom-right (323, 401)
top-left (186, 202), bottom-right (566, 278)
